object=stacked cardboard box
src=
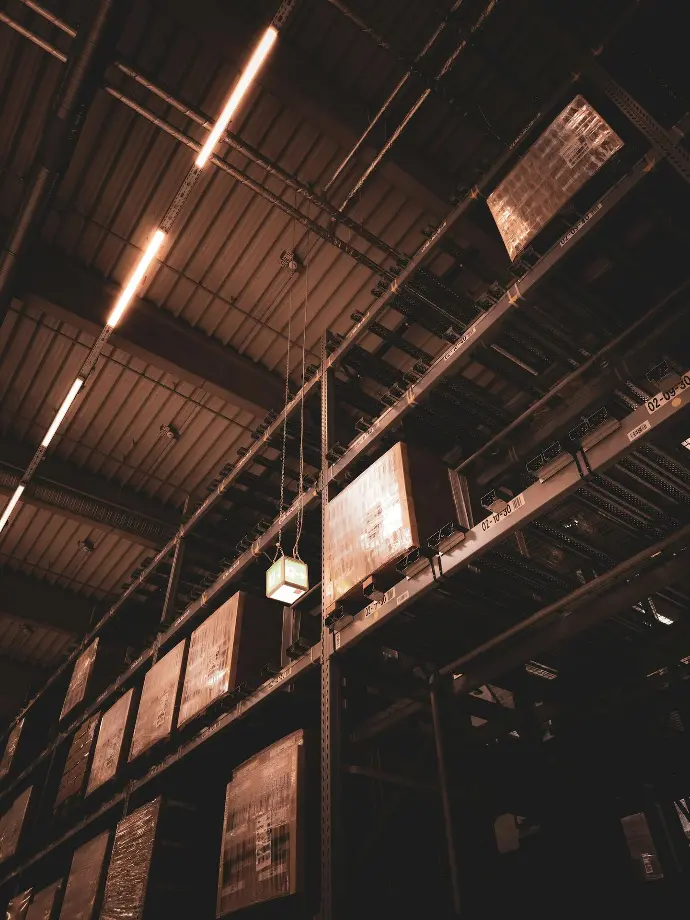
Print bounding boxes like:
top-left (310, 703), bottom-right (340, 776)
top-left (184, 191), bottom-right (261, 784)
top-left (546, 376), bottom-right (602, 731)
top-left (86, 690), bottom-right (134, 796)
top-left (0, 786), bottom-right (32, 864)
top-left (99, 798), bottom-right (196, 920)
top-left (178, 593), bottom-right (283, 727)
top-left (61, 642), bottom-right (99, 722)
top-left (129, 643), bottom-right (185, 761)
top-left (324, 441), bottom-right (458, 606)
top-left (58, 833), bottom-right (110, 920)
top-left (25, 881), bottom-right (63, 920)
top-left (4, 889), bottom-right (32, 920)
top-left (621, 812), bottom-right (664, 881)
top-left (0, 718), bottom-right (24, 783)
top-left (487, 95), bottom-right (623, 260)
top-left (218, 730), bottom-right (305, 916)
top-left (55, 715), bottom-right (100, 810)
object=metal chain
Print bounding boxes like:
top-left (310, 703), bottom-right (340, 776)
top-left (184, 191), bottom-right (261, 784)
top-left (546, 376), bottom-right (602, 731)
top-left (276, 213), bottom-right (295, 560)
top-left (293, 196), bottom-right (310, 559)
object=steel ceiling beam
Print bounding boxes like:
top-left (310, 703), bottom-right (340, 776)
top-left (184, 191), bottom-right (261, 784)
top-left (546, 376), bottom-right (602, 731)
top-left (336, 371), bottom-right (690, 651)
top-left (0, 0), bottom-right (131, 325)
top-left (19, 245), bottom-right (284, 418)
top-left (0, 437), bottom-right (178, 549)
top-left (327, 159), bottom-right (651, 486)
top-left (0, 568), bottom-right (98, 635)
top-left (451, 529), bottom-right (690, 694)
top-left (154, 0), bottom-right (450, 206)
top-left (151, 0), bottom-right (504, 261)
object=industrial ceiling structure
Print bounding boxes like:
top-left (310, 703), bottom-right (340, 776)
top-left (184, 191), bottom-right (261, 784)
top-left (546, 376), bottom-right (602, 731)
top-left (0, 0), bottom-right (690, 913)
top-left (0, 0), bottom-right (566, 716)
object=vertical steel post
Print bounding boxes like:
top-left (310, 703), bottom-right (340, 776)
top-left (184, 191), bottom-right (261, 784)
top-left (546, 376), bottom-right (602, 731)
top-left (160, 498), bottom-right (187, 627)
top-left (0, 0), bottom-right (130, 323)
top-left (321, 335), bottom-right (343, 920)
top-left (159, 540), bottom-right (184, 628)
top-left (430, 673), bottom-right (462, 916)
top-left (448, 469), bottom-right (474, 532)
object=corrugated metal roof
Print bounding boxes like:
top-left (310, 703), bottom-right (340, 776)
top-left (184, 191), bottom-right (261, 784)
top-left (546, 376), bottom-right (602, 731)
top-left (0, 501), bottom-right (148, 600)
top-left (0, 302), bottom-right (255, 508)
top-left (1, 0), bottom-right (441, 374)
top-left (0, 0), bottom-right (70, 223)
top-left (0, 0), bottom-right (448, 604)
top-left (43, 76), bottom-right (431, 371)
top-left (2, 0), bottom-right (684, 645)
top-left (0, 611), bottom-right (75, 667)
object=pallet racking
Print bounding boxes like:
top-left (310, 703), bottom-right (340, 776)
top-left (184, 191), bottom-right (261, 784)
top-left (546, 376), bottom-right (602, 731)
top-left (1, 1), bottom-right (690, 918)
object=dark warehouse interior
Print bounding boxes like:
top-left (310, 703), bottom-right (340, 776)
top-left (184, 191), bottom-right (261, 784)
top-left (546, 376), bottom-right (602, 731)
top-left (1, 0), bottom-right (690, 917)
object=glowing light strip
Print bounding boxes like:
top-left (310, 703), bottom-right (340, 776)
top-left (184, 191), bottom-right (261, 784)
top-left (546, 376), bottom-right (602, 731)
top-left (0, 485), bottom-right (25, 534)
top-left (195, 26), bottom-right (277, 168)
top-left (107, 229), bottom-right (166, 328)
top-left (0, 18), bottom-right (283, 543)
top-left (41, 377), bottom-right (84, 447)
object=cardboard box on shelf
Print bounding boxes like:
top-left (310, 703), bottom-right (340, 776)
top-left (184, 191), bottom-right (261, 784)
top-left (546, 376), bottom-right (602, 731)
top-left (178, 593), bottom-right (283, 727)
top-left (61, 642), bottom-right (99, 722)
top-left (0, 786), bottom-right (32, 865)
top-left (55, 715), bottom-right (100, 810)
top-left (324, 441), bottom-right (458, 606)
top-left (621, 812), bottom-right (664, 881)
top-left (58, 832), bottom-right (111, 920)
top-left (25, 881), bottom-right (63, 920)
top-left (0, 718), bottom-right (24, 783)
top-left (86, 690), bottom-right (135, 796)
top-left (129, 643), bottom-right (185, 761)
top-left (217, 730), bottom-right (305, 916)
top-left (99, 798), bottom-right (197, 920)
top-left (4, 889), bottom-right (32, 920)
top-left (487, 95), bottom-right (623, 260)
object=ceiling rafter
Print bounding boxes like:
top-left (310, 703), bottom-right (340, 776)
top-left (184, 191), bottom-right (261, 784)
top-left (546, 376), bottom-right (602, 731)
top-left (0, 437), bottom-right (179, 549)
top-left (20, 244), bottom-right (285, 418)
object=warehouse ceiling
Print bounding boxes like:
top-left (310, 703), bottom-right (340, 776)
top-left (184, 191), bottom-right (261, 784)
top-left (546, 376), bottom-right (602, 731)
top-left (0, 0), bottom-right (689, 727)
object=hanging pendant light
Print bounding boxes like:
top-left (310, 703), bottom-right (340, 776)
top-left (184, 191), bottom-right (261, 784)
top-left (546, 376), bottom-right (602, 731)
top-left (266, 193), bottom-right (310, 606)
top-left (266, 555), bottom-right (309, 604)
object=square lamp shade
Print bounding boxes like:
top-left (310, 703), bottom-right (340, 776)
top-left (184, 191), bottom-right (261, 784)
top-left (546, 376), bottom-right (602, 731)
top-left (266, 556), bottom-right (309, 604)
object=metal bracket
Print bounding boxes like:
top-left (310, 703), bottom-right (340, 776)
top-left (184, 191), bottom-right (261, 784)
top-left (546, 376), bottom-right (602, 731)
top-left (272, 0), bottom-right (300, 30)
top-left (571, 447), bottom-right (593, 480)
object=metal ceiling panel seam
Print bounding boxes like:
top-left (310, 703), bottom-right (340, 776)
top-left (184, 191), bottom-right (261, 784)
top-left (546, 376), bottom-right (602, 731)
top-left (0, 502), bottom-right (149, 599)
top-left (0, 614), bottom-right (75, 669)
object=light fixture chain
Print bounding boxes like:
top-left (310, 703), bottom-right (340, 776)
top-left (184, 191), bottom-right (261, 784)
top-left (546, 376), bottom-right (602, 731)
top-left (294, 195), bottom-right (310, 559)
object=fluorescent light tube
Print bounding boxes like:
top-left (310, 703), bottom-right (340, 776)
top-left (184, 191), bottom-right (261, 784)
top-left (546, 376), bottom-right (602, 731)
top-left (41, 377), bottom-right (84, 448)
top-left (0, 485), bottom-right (25, 533)
top-left (107, 229), bottom-right (166, 328)
top-left (195, 26), bottom-right (278, 168)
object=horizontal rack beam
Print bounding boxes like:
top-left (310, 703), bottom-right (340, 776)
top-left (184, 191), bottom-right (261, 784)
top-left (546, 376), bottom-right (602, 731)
top-left (319, 75), bottom-right (579, 371)
top-left (0, 370), bottom-right (322, 741)
top-left (0, 57), bottom-right (661, 748)
top-left (334, 370), bottom-right (690, 651)
top-left (0, 647), bottom-right (319, 887)
top-left (0, 490), bottom-right (320, 806)
top-left (450, 529), bottom-right (690, 692)
top-left (0, 153), bottom-right (656, 809)
top-left (163, 485), bottom-right (320, 643)
top-left (327, 157), bottom-right (651, 484)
